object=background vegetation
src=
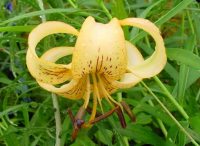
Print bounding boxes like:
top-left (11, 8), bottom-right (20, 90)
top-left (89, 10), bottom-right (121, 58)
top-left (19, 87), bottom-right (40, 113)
top-left (0, 0), bottom-right (200, 145)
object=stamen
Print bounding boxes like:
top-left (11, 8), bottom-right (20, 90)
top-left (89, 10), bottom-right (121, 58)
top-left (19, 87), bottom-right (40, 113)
top-left (115, 106), bottom-right (126, 128)
top-left (88, 94), bottom-right (97, 122)
top-left (89, 106), bottom-right (119, 124)
top-left (97, 75), bottom-right (113, 107)
top-left (83, 75), bottom-right (90, 109)
top-left (88, 74), bottom-right (98, 122)
top-left (120, 101), bottom-right (136, 122)
top-left (98, 76), bottom-right (123, 110)
top-left (92, 74), bottom-right (104, 113)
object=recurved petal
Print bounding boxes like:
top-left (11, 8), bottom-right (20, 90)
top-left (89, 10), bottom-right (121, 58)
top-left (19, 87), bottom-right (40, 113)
top-left (112, 73), bottom-right (141, 89)
top-left (26, 21), bottom-right (78, 84)
top-left (120, 18), bottom-right (167, 78)
top-left (111, 41), bottom-right (143, 89)
top-left (126, 41), bottom-right (144, 66)
top-left (37, 77), bottom-right (87, 99)
top-left (26, 47), bottom-right (72, 84)
top-left (37, 46), bottom-right (85, 99)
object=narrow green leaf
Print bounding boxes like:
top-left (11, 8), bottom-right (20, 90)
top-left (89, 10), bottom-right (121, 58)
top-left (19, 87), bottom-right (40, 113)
top-left (47, 0), bottom-right (64, 8)
top-left (177, 35), bottom-right (196, 103)
top-left (111, 0), bottom-right (129, 38)
top-left (0, 103), bottom-right (30, 117)
top-left (119, 124), bottom-right (176, 146)
top-left (190, 115), bottom-right (200, 135)
top-left (131, 0), bottom-right (194, 43)
top-left (167, 48), bottom-right (200, 70)
top-left (95, 127), bottom-right (113, 146)
top-left (0, 9), bottom-right (104, 26)
top-left (111, 0), bottom-right (127, 19)
top-left (0, 26), bottom-right (35, 32)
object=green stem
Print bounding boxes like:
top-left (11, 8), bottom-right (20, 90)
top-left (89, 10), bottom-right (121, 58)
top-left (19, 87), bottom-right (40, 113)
top-left (99, 0), bottom-right (112, 20)
top-left (148, 100), bottom-right (168, 138)
top-left (144, 34), bottom-right (189, 120)
top-left (36, 1), bottom-right (61, 146)
top-left (141, 82), bottom-right (199, 146)
top-left (117, 92), bottom-right (129, 146)
top-left (195, 88), bottom-right (200, 101)
top-left (68, 0), bottom-right (78, 8)
top-left (117, 92), bottom-right (122, 102)
top-left (153, 76), bottom-right (189, 120)
top-left (0, 26), bottom-right (35, 32)
top-left (52, 94), bottom-right (61, 146)
top-left (139, 84), bottom-right (168, 138)
top-left (186, 10), bottom-right (195, 34)
top-left (37, 0), bottom-right (46, 21)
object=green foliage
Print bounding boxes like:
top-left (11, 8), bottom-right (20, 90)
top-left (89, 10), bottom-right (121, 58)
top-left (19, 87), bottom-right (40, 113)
top-left (0, 0), bottom-right (200, 145)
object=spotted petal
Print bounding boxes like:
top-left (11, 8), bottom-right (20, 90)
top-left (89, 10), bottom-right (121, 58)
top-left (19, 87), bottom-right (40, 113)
top-left (107, 41), bottom-right (143, 89)
top-left (37, 47), bottom-right (86, 99)
top-left (119, 18), bottom-right (167, 78)
top-left (26, 21), bottom-right (79, 84)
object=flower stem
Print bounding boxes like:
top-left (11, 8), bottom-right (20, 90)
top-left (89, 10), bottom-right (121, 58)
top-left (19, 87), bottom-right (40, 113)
top-left (148, 100), bottom-right (168, 138)
top-left (117, 92), bottom-right (129, 146)
top-left (99, 0), bottom-right (112, 20)
top-left (144, 35), bottom-right (189, 120)
top-left (139, 84), bottom-right (168, 138)
top-left (67, 0), bottom-right (77, 8)
top-left (36, 0), bottom-right (46, 22)
top-left (153, 76), bottom-right (189, 120)
top-left (52, 93), bottom-right (61, 146)
top-left (141, 81), bottom-right (199, 146)
top-left (37, 1), bottom-right (62, 145)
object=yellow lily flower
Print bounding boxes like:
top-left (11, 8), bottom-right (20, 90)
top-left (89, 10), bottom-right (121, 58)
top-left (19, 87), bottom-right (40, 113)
top-left (26, 16), bottom-right (166, 127)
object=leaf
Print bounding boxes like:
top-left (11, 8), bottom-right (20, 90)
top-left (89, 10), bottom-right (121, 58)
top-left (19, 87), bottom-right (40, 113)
top-left (111, 0), bottom-right (127, 19)
top-left (131, 0), bottom-right (194, 43)
top-left (136, 113), bottom-right (152, 125)
top-left (177, 35), bottom-right (196, 103)
top-left (0, 77), bottom-right (12, 84)
top-left (95, 128), bottom-right (113, 146)
top-left (0, 9), bottom-right (105, 26)
top-left (167, 48), bottom-right (200, 70)
top-left (47, 0), bottom-right (64, 8)
top-left (60, 116), bottom-right (71, 146)
top-left (186, 68), bottom-right (200, 89)
top-left (111, 0), bottom-right (129, 38)
top-left (118, 124), bottom-right (176, 146)
top-left (167, 122), bottom-right (188, 146)
top-left (190, 114), bottom-right (200, 135)
top-left (71, 133), bottom-right (96, 146)
top-left (2, 126), bottom-right (21, 146)
top-left (133, 101), bottom-right (174, 126)
top-left (22, 0), bottom-right (39, 9)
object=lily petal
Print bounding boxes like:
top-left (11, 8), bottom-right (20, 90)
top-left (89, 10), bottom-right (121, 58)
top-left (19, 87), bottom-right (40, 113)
top-left (119, 18), bottom-right (166, 78)
top-left (126, 41), bottom-right (144, 66)
top-left (110, 41), bottom-right (143, 89)
top-left (72, 16), bottom-right (127, 81)
top-left (37, 46), bottom-right (85, 99)
top-left (26, 21), bottom-right (79, 84)
top-left (38, 77), bottom-right (87, 99)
